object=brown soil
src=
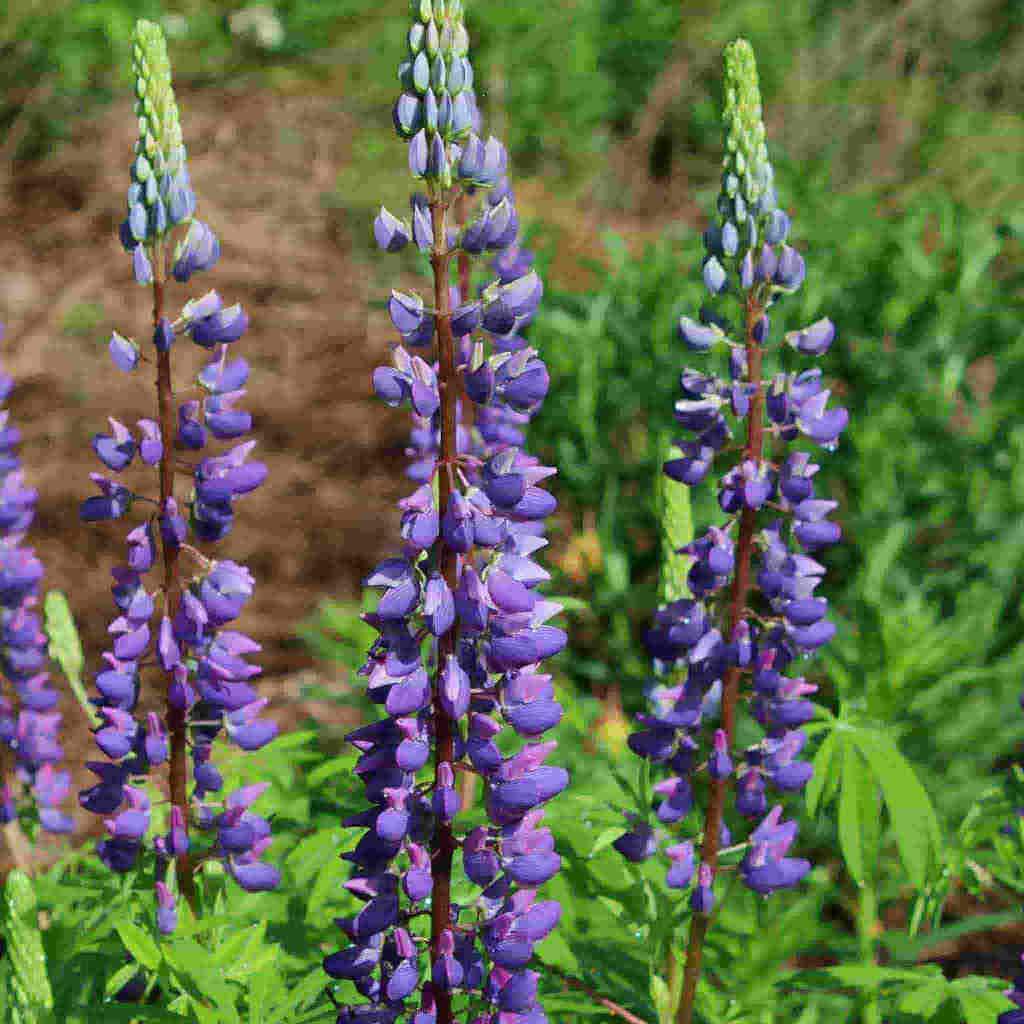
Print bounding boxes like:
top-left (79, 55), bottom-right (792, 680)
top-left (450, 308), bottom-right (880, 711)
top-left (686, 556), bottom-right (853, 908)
top-left (0, 85), bottom-right (414, 840)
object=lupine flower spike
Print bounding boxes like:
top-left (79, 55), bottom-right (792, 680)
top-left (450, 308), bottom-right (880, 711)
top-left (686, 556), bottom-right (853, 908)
top-left (325, 3), bottom-right (566, 1022)
top-left (0, 325), bottom-right (73, 839)
top-left (616, 39), bottom-right (847, 1024)
top-left (78, 20), bottom-right (278, 930)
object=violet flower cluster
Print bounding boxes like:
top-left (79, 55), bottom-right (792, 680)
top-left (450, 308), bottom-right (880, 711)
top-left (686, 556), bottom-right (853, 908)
top-left (324, 3), bottom-right (565, 1022)
top-left (0, 327), bottom-right (73, 836)
top-left (78, 20), bottom-right (278, 933)
top-left (616, 39), bottom-right (848, 916)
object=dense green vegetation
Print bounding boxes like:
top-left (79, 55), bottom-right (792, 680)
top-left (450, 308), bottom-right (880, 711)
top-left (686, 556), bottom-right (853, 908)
top-left (2, 1), bottom-right (1022, 1021)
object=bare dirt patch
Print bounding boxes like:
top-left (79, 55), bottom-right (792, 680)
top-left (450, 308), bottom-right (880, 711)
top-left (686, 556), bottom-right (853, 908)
top-left (0, 85), bottom-right (410, 840)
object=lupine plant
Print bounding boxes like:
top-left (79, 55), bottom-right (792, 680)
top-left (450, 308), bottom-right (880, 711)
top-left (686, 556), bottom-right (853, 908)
top-left (77, 19), bottom-right (278, 932)
top-left (322, 2), bottom-right (567, 1021)
top-left (615, 39), bottom-right (847, 1024)
top-left (0, 326), bottom-right (73, 841)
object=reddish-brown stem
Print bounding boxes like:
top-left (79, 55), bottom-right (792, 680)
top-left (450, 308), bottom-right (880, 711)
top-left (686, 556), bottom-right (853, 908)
top-left (676, 295), bottom-right (764, 1024)
top-left (429, 198), bottom-right (458, 1024)
top-left (152, 254), bottom-right (198, 915)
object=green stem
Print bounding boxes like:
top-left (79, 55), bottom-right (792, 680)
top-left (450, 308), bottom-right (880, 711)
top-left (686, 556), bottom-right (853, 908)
top-left (857, 879), bottom-right (882, 1024)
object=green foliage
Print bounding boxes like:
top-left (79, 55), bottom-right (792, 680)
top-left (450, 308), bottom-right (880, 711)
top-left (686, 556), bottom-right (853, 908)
top-left (3, 1), bottom-right (1023, 1017)
top-left (529, 229), bottom-right (703, 691)
top-left (2, 870), bottom-right (55, 1022)
top-left (9, 729), bottom-right (363, 1022)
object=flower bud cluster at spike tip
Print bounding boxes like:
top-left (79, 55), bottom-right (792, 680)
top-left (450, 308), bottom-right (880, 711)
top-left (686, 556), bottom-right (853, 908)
top-left (78, 24), bottom-right (277, 933)
top-left (618, 39), bottom-right (848, 916)
top-left (0, 328), bottom-right (72, 836)
top-left (327, 8), bottom-right (563, 1024)
top-left (119, 20), bottom-right (220, 286)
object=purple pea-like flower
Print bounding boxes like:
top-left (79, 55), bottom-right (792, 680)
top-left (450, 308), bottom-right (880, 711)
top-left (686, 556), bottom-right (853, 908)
top-left (0, 332), bottom-right (71, 836)
top-left (325, 8), bottom-right (564, 1023)
top-left (617, 38), bottom-right (844, 1024)
top-left (76, 19), bottom-right (277, 933)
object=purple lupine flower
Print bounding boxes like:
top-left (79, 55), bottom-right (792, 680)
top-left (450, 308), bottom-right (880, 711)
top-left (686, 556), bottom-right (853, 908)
top-left (0, 327), bottom-right (72, 836)
top-left (617, 39), bottom-right (845, 1024)
top-left (77, 20), bottom-right (276, 931)
top-left (325, 7), bottom-right (563, 1023)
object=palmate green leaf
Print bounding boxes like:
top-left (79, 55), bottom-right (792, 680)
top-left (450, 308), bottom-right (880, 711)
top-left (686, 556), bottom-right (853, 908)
top-left (851, 728), bottom-right (942, 888)
top-left (114, 920), bottom-right (161, 972)
top-left (898, 979), bottom-right (951, 1017)
top-left (162, 936), bottom-right (240, 1022)
top-left (949, 975), bottom-right (1016, 1023)
top-left (805, 729), bottom-right (838, 817)
top-left (796, 963), bottom-right (939, 990)
top-left (266, 968), bottom-right (332, 1022)
top-left (837, 739), bottom-right (870, 886)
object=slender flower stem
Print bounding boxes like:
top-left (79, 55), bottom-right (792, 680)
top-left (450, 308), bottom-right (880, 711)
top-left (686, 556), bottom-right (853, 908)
top-left (152, 251), bottom-right (197, 915)
top-left (676, 296), bottom-right (764, 1024)
top-left (429, 197), bottom-right (457, 1024)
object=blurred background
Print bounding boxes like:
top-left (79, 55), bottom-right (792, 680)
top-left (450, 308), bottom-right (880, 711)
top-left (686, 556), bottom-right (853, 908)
top-left (1, 0), bottom-right (1023, 1002)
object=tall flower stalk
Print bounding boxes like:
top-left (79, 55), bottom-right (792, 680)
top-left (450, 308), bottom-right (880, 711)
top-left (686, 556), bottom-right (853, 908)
top-left (324, 3), bottom-right (566, 1021)
top-left (78, 20), bottom-right (278, 930)
top-left (0, 325), bottom-right (73, 845)
top-left (615, 40), bottom-right (847, 1024)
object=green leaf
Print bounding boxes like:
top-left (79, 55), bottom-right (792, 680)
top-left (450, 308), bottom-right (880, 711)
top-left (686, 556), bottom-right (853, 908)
top-left (115, 920), bottom-right (161, 972)
top-left (800, 964), bottom-right (934, 989)
top-left (104, 963), bottom-right (141, 1000)
top-left (81, 1007), bottom-right (189, 1023)
top-left (650, 973), bottom-right (673, 1024)
top-left (852, 728), bottom-right (942, 888)
top-left (837, 739), bottom-right (869, 885)
top-left (588, 826), bottom-right (623, 858)
top-left (270, 970), bottom-right (335, 1020)
top-left (898, 979), bottom-right (950, 1016)
top-left (305, 756), bottom-right (351, 787)
top-left (950, 976), bottom-right (1016, 1024)
top-left (805, 729), bottom-right (837, 817)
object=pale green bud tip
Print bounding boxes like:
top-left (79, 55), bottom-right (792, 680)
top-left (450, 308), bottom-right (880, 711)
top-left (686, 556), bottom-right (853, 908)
top-left (132, 20), bottom-right (172, 85)
top-left (721, 38), bottom-right (771, 209)
top-left (130, 19), bottom-right (184, 171)
top-left (722, 38), bottom-right (764, 150)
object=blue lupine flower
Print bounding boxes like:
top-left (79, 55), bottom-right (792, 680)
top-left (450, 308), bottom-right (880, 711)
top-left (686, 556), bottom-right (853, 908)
top-left (77, 20), bottom-right (276, 932)
top-left (0, 335), bottom-right (72, 836)
top-left (617, 39), bottom-right (846, 1023)
top-left (327, 4), bottom-right (563, 1021)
